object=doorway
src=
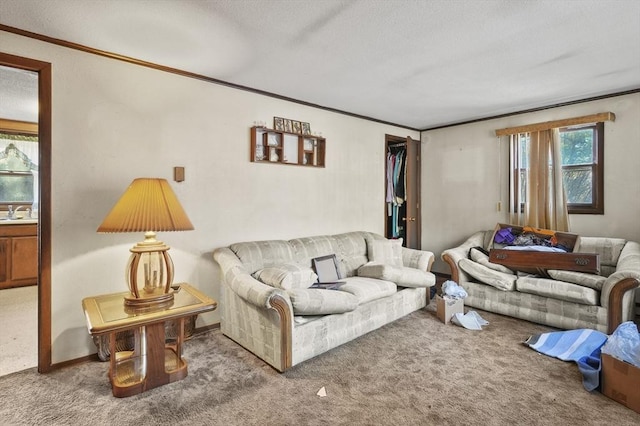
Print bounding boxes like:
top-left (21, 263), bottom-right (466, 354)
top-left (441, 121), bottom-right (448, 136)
top-left (384, 134), bottom-right (421, 249)
top-left (0, 52), bottom-right (52, 374)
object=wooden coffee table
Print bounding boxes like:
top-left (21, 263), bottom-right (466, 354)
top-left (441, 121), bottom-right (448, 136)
top-left (82, 283), bottom-right (217, 397)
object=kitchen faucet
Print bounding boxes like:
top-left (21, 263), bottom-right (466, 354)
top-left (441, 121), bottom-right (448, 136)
top-left (6, 205), bottom-right (30, 219)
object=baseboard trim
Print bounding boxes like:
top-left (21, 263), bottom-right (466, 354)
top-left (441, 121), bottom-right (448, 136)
top-left (193, 322), bottom-right (221, 335)
top-left (49, 353), bottom-right (100, 371)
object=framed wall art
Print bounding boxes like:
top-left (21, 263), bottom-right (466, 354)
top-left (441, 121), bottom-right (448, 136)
top-left (274, 117), bottom-right (285, 131)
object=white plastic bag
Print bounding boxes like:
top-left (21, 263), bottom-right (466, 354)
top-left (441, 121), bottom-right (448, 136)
top-left (451, 311), bottom-right (489, 330)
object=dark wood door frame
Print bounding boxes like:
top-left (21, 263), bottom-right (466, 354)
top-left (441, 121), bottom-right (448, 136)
top-left (405, 136), bottom-right (421, 249)
top-left (384, 134), bottom-right (422, 249)
top-left (0, 52), bottom-right (52, 373)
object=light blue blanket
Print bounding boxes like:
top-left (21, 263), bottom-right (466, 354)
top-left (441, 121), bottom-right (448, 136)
top-left (524, 329), bottom-right (607, 361)
top-left (524, 329), bottom-right (608, 391)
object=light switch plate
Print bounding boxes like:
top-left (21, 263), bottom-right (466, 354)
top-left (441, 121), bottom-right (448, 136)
top-left (174, 166), bottom-right (185, 182)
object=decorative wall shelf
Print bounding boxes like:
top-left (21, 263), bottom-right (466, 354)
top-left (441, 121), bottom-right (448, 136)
top-left (250, 126), bottom-right (325, 167)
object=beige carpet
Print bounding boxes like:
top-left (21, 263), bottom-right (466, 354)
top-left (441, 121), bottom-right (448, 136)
top-left (0, 301), bottom-right (638, 425)
top-left (0, 285), bottom-right (38, 376)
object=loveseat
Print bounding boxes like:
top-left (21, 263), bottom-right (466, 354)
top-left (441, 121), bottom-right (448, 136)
top-left (213, 231), bottom-right (435, 371)
top-left (442, 229), bottom-right (640, 334)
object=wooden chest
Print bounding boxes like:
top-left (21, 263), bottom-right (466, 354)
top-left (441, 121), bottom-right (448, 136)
top-left (492, 223), bottom-right (579, 252)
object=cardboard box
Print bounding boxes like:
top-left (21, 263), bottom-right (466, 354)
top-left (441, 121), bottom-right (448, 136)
top-left (600, 353), bottom-right (640, 414)
top-left (436, 295), bottom-right (464, 324)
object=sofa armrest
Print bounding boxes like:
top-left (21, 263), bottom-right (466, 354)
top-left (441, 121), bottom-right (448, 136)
top-left (604, 278), bottom-right (640, 334)
top-left (213, 247), bottom-right (290, 309)
top-left (213, 247), bottom-right (294, 371)
top-left (441, 231), bottom-right (488, 283)
top-left (601, 241), bottom-right (640, 333)
top-left (401, 247), bottom-right (434, 271)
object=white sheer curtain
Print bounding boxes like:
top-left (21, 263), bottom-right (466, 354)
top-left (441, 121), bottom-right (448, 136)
top-left (509, 129), bottom-right (569, 231)
top-left (0, 135), bottom-right (39, 207)
top-left (0, 137), bottom-right (38, 167)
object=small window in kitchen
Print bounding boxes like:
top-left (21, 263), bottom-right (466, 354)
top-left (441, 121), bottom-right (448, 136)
top-left (0, 134), bottom-right (38, 209)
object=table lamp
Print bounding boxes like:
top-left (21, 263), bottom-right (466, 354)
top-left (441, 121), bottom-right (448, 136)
top-left (97, 178), bottom-right (194, 309)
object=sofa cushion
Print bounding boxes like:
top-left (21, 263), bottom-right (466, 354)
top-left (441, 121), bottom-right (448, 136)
top-left (458, 258), bottom-right (516, 291)
top-left (287, 288), bottom-right (358, 315)
top-left (402, 247), bottom-right (432, 271)
top-left (358, 262), bottom-right (434, 288)
top-left (367, 238), bottom-right (403, 267)
top-left (289, 235), bottom-right (339, 260)
top-left (516, 276), bottom-right (599, 306)
top-left (576, 237), bottom-right (627, 276)
top-left (229, 240), bottom-right (294, 274)
top-left (546, 270), bottom-right (606, 291)
top-left (469, 247), bottom-right (514, 274)
top-left (289, 235), bottom-right (348, 277)
top-left (333, 232), bottom-right (370, 277)
top-left (252, 263), bottom-right (318, 290)
top-left (610, 241), bottom-right (640, 279)
top-left (576, 237), bottom-right (626, 266)
top-left (338, 277), bottom-right (397, 304)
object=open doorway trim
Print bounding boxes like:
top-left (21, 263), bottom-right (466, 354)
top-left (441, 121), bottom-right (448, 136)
top-left (0, 52), bottom-right (52, 373)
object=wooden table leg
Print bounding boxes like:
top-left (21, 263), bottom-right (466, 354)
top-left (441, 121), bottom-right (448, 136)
top-left (144, 322), bottom-right (170, 390)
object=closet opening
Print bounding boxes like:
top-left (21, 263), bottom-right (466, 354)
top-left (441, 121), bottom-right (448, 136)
top-left (384, 134), bottom-right (421, 249)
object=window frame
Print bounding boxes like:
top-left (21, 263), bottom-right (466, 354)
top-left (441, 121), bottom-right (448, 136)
top-left (510, 122), bottom-right (604, 215)
top-left (559, 122), bottom-right (604, 214)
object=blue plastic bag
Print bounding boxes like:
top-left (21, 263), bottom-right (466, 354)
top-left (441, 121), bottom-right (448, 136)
top-left (601, 321), bottom-right (640, 368)
top-left (442, 280), bottom-right (467, 299)
top-left (576, 346), bottom-right (603, 391)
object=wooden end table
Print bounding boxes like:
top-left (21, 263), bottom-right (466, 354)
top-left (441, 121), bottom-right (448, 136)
top-left (82, 283), bottom-right (217, 398)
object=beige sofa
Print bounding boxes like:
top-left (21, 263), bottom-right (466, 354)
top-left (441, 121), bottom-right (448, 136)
top-left (213, 231), bottom-right (435, 371)
top-left (442, 230), bottom-right (640, 333)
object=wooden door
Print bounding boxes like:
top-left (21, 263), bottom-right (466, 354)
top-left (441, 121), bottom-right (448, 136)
top-left (384, 135), bottom-right (421, 249)
top-left (404, 136), bottom-right (421, 249)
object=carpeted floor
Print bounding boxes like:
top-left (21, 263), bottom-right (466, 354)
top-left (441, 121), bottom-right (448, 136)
top-left (0, 303), bottom-right (638, 425)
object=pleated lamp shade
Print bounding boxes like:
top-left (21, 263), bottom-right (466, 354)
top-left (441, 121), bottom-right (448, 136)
top-left (97, 178), bottom-right (193, 233)
top-left (97, 178), bottom-right (194, 310)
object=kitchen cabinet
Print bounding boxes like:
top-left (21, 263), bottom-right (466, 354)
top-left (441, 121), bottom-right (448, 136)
top-left (0, 223), bottom-right (38, 289)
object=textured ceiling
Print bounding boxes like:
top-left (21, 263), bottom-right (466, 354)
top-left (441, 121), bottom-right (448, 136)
top-left (1, 0), bottom-right (639, 129)
top-left (0, 65), bottom-right (38, 122)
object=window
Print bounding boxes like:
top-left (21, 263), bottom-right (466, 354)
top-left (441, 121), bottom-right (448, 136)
top-left (511, 122), bottom-right (604, 215)
top-left (559, 122), bottom-right (604, 214)
top-left (0, 171), bottom-right (35, 203)
top-left (0, 134), bottom-right (38, 210)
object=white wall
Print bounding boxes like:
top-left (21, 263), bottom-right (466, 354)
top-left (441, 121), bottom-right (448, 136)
top-left (1, 31), bottom-right (419, 363)
top-left (422, 92), bottom-right (640, 274)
